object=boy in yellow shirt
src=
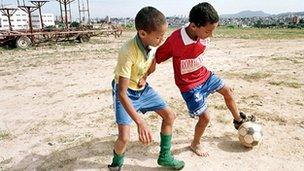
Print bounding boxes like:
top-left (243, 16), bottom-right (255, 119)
top-left (108, 6), bottom-right (185, 170)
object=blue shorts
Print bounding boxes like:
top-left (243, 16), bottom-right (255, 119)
top-left (181, 74), bottom-right (224, 118)
top-left (112, 80), bottom-right (167, 125)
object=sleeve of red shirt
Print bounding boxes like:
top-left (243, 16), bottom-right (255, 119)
top-left (155, 36), bottom-right (173, 64)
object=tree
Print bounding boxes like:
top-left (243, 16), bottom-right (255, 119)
top-left (70, 21), bottom-right (80, 28)
top-left (254, 20), bottom-right (262, 28)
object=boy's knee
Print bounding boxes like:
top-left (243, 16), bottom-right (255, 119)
top-left (163, 111), bottom-right (176, 124)
top-left (222, 86), bottom-right (234, 99)
top-left (118, 136), bottom-right (130, 145)
top-left (198, 114), bottom-right (210, 124)
top-left (203, 114), bottom-right (210, 123)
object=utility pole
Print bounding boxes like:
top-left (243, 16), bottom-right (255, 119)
top-left (16, 0), bottom-right (26, 6)
top-left (30, 0), bottom-right (49, 30)
top-left (87, 0), bottom-right (90, 24)
top-left (18, 5), bottom-right (38, 35)
top-left (77, 0), bottom-right (81, 24)
top-left (55, 0), bottom-right (75, 30)
top-left (0, 8), bottom-right (17, 31)
top-left (78, 0), bottom-right (90, 25)
top-left (58, 0), bottom-right (63, 23)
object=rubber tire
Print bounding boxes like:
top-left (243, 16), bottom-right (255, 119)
top-left (16, 36), bottom-right (32, 49)
top-left (78, 34), bottom-right (90, 43)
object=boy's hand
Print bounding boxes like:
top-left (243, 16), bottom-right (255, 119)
top-left (137, 121), bottom-right (153, 145)
top-left (233, 112), bottom-right (256, 130)
top-left (137, 75), bottom-right (147, 88)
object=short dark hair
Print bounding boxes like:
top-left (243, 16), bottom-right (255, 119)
top-left (135, 6), bottom-right (166, 33)
top-left (189, 2), bottom-right (219, 27)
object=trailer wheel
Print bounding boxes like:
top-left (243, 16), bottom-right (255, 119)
top-left (114, 29), bottom-right (123, 38)
top-left (77, 34), bottom-right (90, 43)
top-left (16, 36), bottom-right (32, 49)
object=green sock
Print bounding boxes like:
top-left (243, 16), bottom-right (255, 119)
top-left (110, 150), bottom-right (124, 167)
top-left (157, 133), bottom-right (185, 170)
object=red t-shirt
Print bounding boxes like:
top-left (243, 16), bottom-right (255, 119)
top-left (155, 28), bottom-right (211, 92)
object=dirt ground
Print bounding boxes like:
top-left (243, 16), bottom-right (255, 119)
top-left (1, 31), bottom-right (304, 170)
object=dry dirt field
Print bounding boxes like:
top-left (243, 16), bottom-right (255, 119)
top-left (1, 29), bottom-right (304, 170)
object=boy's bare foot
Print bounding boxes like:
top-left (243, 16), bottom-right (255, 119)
top-left (190, 143), bottom-right (209, 157)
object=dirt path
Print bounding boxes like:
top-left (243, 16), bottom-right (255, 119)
top-left (1, 32), bottom-right (303, 170)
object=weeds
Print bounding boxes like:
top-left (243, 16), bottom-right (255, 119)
top-left (269, 81), bottom-right (302, 88)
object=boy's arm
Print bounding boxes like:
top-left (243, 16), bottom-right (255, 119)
top-left (155, 35), bottom-right (173, 64)
top-left (137, 58), bottom-right (156, 88)
top-left (118, 76), bottom-right (153, 144)
top-left (137, 34), bottom-right (173, 88)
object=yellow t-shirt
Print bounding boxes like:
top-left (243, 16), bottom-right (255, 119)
top-left (114, 35), bottom-right (155, 90)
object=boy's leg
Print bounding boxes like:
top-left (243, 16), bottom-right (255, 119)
top-left (217, 85), bottom-right (241, 121)
top-left (191, 110), bottom-right (210, 157)
top-left (155, 107), bottom-right (185, 170)
top-left (108, 124), bottom-right (130, 170)
top-left (155, 107), bottom-right (175, 134)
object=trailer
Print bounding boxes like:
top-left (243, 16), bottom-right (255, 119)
top-left (0, 0), bottom-right (123, 49)
top-left (0, 25), bottom-right (122, 49)
top-left (0, 29), bottom-right (94, 49)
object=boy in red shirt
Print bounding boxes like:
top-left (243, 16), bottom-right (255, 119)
top-left (155, 2), bottom-right (255, 156)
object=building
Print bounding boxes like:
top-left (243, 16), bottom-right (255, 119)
top-left (292, 16), bottom-right (300, 24)
top-left (32, 13), bottom-right (55, 29)
top-left (0, 9), bottom-right (28, 30)
top-left (0, 9), bottom-right (55, 30)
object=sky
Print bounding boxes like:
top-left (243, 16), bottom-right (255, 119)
top-left (2, 0), bottom-right (304, 18)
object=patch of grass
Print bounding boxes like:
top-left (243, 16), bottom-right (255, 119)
top-left (65, 83), bottom-right (77, 87)
top-left (0, 71), bottom-right (13, 76)
top-left (76, 89), bottom-right (111, 98)
top-left (55, 119), bottom-right (70, 126)
top-left (210, 104), bottom-right (227, 110)
top-left (148, 114), bottom-right (158, 120)
top-left (27, 120), bottom-right (47, 134)
top-left (295, 102), bottom-right (304, 106)
top-left (269, 81), bottom-right (302, 88)
top-left (214, 27), bottom-right (304, 40)
top-left (47, 90), bottom-right (62, 98)
top-left (0, 130), bottom-right (12, 140)
top-left (271, 56), bottom-right (302, 64)
top-left (24, 62), bottom-right (39, 68)
top-left (56, 133), bottom-right (93, 144)
top-left (150, 124), bottom-right (158, 132)
top-left (168, 99), bottom-right (188, 116)
top-left (216, 114), bottom-right (230, 124)
top-left (58, 41), bottom-right (77, 47)
top-left (173, 127), bottom-right (188, 136)
top-left (271, 56), bottom-right (290, 61)
top-left (243, 72), bottom-right (272, 81)
top-left (224, 71), bottom-right (272, 82)
top-left (58, 158), bottom-right (76, 168)
top-left (57, 135), bottom-right (77, 144)
top-left (0, 157), bottom-right (13, 165)
top-left (1, 85), bottom-right (21, 90)
top-left (240, 94), bottom-right (260, 100)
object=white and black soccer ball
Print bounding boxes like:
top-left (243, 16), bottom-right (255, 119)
top-left (238, 122), bottom-right (263, 148)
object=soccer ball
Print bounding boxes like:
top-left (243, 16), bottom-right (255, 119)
top-left (238, 122), bottom-right (263, 148)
